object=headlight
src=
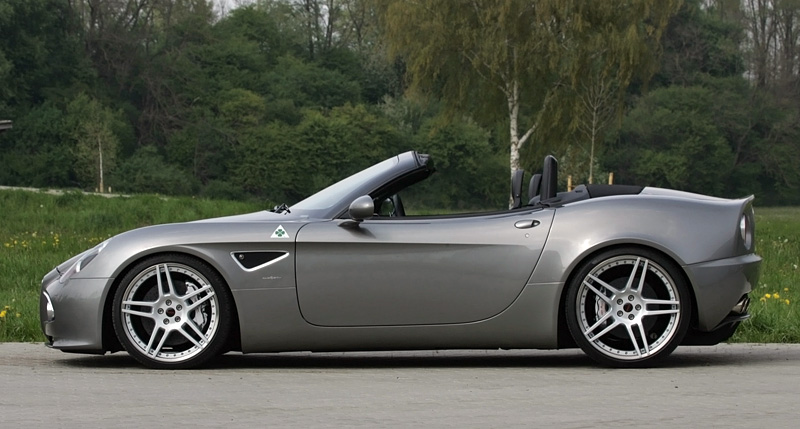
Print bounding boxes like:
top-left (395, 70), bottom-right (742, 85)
top-left (59, 239), bottom-right (110, 283)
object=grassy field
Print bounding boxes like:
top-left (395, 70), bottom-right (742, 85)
top-left (730, 206), bottom-right (800, 342)
top-left (0, 189), bottom-right (797, 343)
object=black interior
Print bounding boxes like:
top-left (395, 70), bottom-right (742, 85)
top-left (528, 173), bottom-right (542, 201)
top-left (510, 169), bottom-right (525, 209)
top-left (518, 155), bottom-right (644, 208)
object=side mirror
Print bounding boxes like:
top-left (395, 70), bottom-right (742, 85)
top-left (348, 195), bottom-right (374, 222)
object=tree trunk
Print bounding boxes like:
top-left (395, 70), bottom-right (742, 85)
top-left (506, 78), bottom-right (535, 207)
top-left (98, 136), bottom-right (104, 193)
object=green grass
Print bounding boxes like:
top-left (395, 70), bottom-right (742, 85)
top-left (1, 189), bottom-right (798, 344)
top-left (0, 190), bottom-right (262, 341)
top-left (730, 207), bottom-right (800, 342)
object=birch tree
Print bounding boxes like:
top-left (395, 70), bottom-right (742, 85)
top-left (379, 0), bottom-right (680, 178)
top-left (67, 94), bottom-right (120, 192)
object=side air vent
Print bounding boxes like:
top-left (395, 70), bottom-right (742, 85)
top-left (231, 251), bottom-right (289, 271)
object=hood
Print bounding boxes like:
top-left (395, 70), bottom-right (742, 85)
top-left (191, 210), bottom-right (301, 223)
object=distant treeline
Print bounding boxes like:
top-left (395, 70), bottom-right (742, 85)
top-left (0, 0), bottom-right (798, 207)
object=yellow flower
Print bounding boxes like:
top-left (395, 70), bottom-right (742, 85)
top-left (15, 313), bottom-right (20, 318)
top-left (774, 293), bottom-right (780, 299)
top-left (765, 293), bottom-right (772, 299)
top-left (759, 297), bottom-right (766, 303)
top-left (786, 288), bottom-right (791, 292)
top-left (786, 300), bottom-right (791, 305)
top-left (0, 310), bottom-right (6, 318)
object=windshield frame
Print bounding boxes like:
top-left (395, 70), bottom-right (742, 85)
top-left (291, 156), bottom-right (400, 212)
top-left (288, 151), bottom-right (428, 220)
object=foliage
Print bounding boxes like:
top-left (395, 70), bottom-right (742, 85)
top-left (234, 103), bottom-right (405, 202)
top-left (65, 94), bottom-right (125, 192)
top-left (1, 0), bottom-right (800, 209)
top-left (653, 0), bottom-right (746, 87)
top-left (378, 0), bottom-right (682, 178)
top-left (110, 146), bottom-right (199, 195)
top-left (0, 103), bottom-right (74, 187)
top-left (609, 85), bottom-right (734, 195)
top-left (0, 0), bottom-right (88, 114)
top-left (607, 75), bottom-right (800, 201)
top-left (408, 118), bottom-right (507, 211)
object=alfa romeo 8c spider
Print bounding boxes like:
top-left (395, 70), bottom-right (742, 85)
top-left (41, 151), bottom-right (761, 368)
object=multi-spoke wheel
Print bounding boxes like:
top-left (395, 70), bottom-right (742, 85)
top-left (565, 248), bottom-right (691, 367)
top-left (112, 254), bottom-right (233, 369)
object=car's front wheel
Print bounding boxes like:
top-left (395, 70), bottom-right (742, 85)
top-left (565, 248), bottom-right (691, 367)
top-left (112, 254), bottom-right (233, 369)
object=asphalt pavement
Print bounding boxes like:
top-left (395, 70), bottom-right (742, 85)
top-left (2, 343), bottom-right (799, 428)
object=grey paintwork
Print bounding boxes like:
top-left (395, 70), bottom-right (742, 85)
top-left (40, 151), bottom-right (761, 359)
top-left (295, 209), bottom-right (554, 326)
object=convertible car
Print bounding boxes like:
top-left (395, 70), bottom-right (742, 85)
top-left (40, 151), bottom-right (761, 369)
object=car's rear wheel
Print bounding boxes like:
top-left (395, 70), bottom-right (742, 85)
top-left (565, 248), bottom-right (691, 367)
top-left (112, 254), bottom-right (233, 369)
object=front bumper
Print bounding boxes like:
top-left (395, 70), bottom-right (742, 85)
top-left (40, 267), bottom-right (112, 353)
top-left (684, 252), bottom-right (761, 332)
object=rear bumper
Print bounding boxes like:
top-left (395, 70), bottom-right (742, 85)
top-left (684, 253), bottom-right (761, 332)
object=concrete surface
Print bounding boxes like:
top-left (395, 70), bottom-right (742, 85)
top-left (2, 343), bottom-right (799, 427)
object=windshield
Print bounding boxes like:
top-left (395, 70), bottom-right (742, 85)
top-left (291, 156), bottom-right (399, 211)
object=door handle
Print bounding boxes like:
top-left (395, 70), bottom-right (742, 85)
top-left (514, 219), bottom-right (540, 229)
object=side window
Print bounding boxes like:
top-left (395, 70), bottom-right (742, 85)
top-left (376, 197), bottom-right (397, 216)
top-left (369, 167), bottom-right (505, 218)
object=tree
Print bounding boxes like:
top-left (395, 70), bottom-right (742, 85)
top-left (575, 74), bottom-right (617, 184)
top-left (66, 94), bottom-right (122, 192)
top-left (609, 86), bottom-right (734, 195)
top-left (378, 0), bottom-right (681, 182)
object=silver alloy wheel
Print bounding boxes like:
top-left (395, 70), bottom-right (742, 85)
top-left (119, 262), bottom-right (220, 364)
top-left (575, 255), bottom-right (682, 361)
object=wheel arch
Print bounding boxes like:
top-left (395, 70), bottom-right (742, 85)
top-left (556, 242), bottom-right (699, 349)
top-left (101, 250), bottom-right (243, 354)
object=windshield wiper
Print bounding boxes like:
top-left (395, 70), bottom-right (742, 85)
top-left (271, 203), bottom-right (291, 214)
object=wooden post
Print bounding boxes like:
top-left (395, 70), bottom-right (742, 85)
top-left (567, 175), bottom-right (573, 191)
top-left (608, 172), bottom-right (614, 185)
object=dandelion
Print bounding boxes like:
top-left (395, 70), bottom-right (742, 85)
top-left (0, 310), bottom-right (6, 318)
top-left (760, 297), bottom-right (766, 303)
top-left (15, 313), bottom-right (20, 318)
top-left (765, 293), bottom-right (772, 299)
top-left (774, 293), bottom-right (781, 299)
top-left (785, 288), bottom-right (790, 292)
top-left (786, 300), bottom-right (791, 305)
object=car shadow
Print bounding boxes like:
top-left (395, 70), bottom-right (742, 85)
top-left (54, 345), bottom-right (793, 371)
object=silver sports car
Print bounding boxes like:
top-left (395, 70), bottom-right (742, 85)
top-left (40, 151), bottom-right (761, 369)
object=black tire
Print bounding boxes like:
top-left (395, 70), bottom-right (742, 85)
top-left (565, 247), bottom-right (691, 368)
top-left (112, 254), bottom-right (233, 369)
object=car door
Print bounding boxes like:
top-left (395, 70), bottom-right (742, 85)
top-left (294, 209), bottom-right (555, 326)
